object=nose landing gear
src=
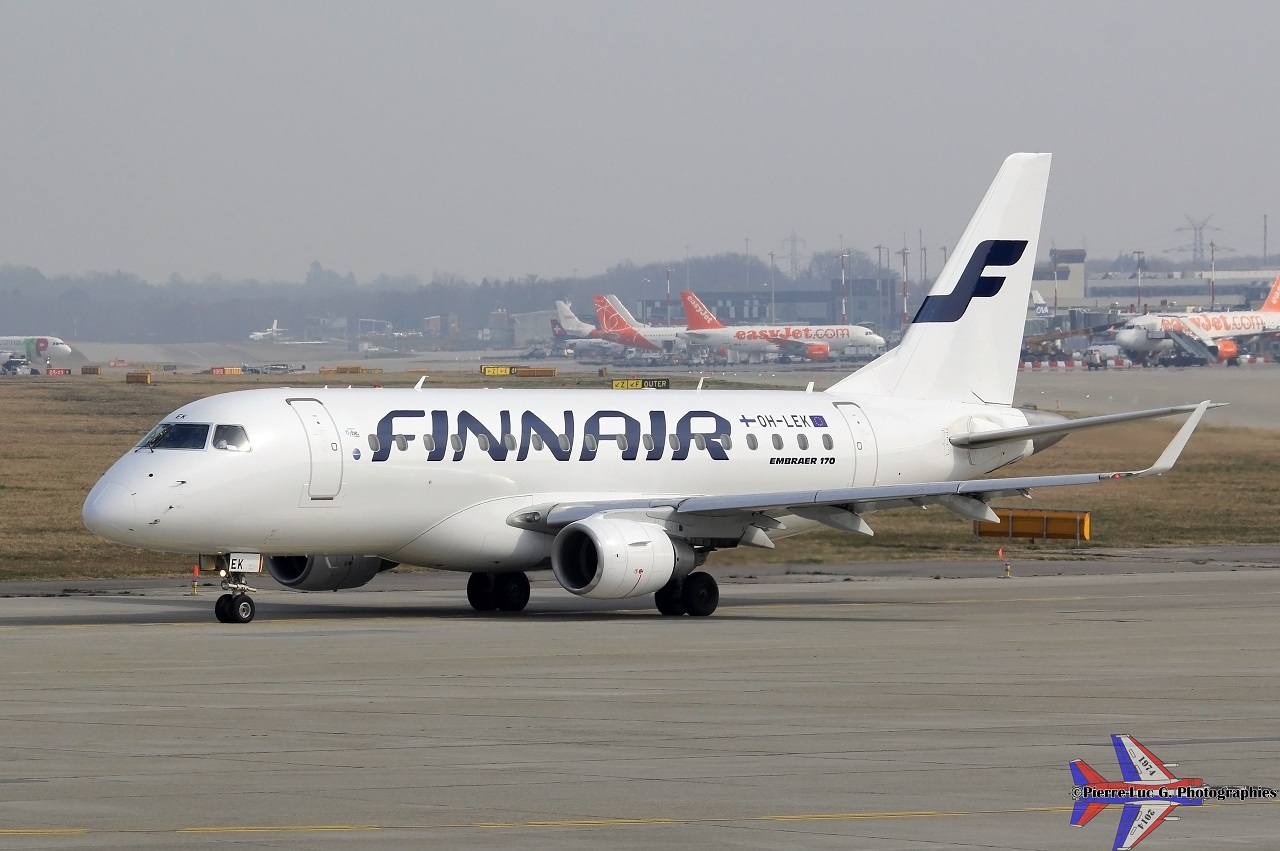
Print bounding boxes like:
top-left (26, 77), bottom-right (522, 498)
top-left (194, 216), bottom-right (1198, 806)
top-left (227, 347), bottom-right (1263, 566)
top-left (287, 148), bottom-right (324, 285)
top-left (214, 569), bottom-right (257, 623)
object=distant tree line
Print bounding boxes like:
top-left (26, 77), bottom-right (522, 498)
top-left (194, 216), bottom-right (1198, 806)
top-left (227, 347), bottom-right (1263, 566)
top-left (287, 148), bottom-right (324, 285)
top-left (0, 249), bottom-right (890, 343)
top-left (8, 245), bottom-right (1255, 344)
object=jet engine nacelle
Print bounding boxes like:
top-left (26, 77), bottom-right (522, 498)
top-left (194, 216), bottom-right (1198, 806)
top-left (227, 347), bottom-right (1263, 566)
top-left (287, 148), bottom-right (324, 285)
top-left (1216, 340), bottom-right (1239, 363)
top-left (551, 517), bottom-right (695, 599)
top-left (805, 343), bottom-right (830, 361)
top-left (265, 555), bottom-right (393, 592)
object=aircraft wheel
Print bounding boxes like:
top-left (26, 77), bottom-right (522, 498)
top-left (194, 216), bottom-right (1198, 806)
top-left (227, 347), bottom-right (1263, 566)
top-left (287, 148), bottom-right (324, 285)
top-left (467, 572), bottom-right (498, 611)
top-left (230, 594), bottom-right (255, 624)
top-left (680, 572), bottom-right (719, 617)
top-left (214, 593), bottom-right (234, 623)
top-left (494, 572), bottom-right (531, 612)
top-left (654, 579), bottom-right (686, 616)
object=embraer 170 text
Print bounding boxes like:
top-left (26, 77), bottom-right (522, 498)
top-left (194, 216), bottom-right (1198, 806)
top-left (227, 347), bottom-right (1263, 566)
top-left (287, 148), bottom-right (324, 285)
top-left (83, 153), bottom-right (1214, 623)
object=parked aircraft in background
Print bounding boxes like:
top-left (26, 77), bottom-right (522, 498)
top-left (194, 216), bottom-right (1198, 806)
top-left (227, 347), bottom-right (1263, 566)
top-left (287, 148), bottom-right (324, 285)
top-left (1114, 273), bottom-right (1280, 363)
top-left (84, 153), bottom-right (1213, 626)
top-left (1071, 735), bottom-right (1204, 850)
top-left (0, 335), bottom-right (73, 361)
top-left (550, 318), bottom-right (625, 355)
top-left (553, 301), bottom-right (599, 339)
top-left (593, 295), bottom-right (688, 352)
top-left (679, 291), bottom-right (885, 361)
top-left (249, 320), bottom-right (288, 342)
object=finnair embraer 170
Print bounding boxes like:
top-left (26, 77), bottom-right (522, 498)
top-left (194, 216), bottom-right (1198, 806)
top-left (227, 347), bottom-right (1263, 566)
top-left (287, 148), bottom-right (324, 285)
top-left (83, 153), bottom-right (1214, 624)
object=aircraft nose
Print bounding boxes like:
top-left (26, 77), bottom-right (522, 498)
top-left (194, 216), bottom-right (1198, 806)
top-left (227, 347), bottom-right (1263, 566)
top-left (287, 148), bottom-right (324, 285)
top-left (83, 482), bottom-right (137, 538)
top-left (869, 334), bottom-right (886, 348)
top-left (52, 344), bottom-right (73, 356)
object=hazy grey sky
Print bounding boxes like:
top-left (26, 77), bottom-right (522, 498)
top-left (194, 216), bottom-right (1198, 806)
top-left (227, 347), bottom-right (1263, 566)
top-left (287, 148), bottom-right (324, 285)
top-left (2, 1), bottom-right (1277, 283)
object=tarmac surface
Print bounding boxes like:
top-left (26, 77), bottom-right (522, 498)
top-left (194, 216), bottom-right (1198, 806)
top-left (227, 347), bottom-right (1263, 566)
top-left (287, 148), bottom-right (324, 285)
top-left (2, 554), bottom-right (1280, 849)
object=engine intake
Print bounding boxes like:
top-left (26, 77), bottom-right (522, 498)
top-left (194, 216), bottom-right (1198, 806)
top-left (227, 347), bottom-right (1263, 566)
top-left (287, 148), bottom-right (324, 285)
top-left (265, 555), bottom-right (392, 592)
top-left (551, 517), bottom-right (695, 599)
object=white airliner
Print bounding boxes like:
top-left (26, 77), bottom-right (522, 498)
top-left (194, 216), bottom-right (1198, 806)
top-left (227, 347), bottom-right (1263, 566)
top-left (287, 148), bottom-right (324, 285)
top-left (83, 153), bottom-right (1214, 624)
top-left (595, 295), bottom-right (689, 352)
top-left (679, 290), bottom-right (885, 360)
top-left (1114, 273), bottom-right (1280, 362)
top-left (0, 335), bottom-right (73, 361)
top-left (249, 320), bottom-right (288, 342)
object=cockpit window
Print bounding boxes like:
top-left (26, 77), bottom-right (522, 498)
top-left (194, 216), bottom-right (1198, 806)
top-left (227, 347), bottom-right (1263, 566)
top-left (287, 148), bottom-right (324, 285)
top-left (135, 422), bottom-right (211, 451)
top-left (213, 425), bottom-right (251, 452)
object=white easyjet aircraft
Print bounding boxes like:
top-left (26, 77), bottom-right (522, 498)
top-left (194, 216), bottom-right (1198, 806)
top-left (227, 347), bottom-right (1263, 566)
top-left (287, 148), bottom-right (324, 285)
top-left (84, 154), bottom-right (1214, 624)
top-left (679, 290), bottom-right (885, 360)
top-left (1114, 273), bottom-right (1280, 363)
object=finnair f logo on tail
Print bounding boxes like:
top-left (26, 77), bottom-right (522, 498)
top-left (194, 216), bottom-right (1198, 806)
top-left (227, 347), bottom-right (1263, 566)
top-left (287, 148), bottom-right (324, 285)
top-left (912, 239), bottom-right (1028, 324)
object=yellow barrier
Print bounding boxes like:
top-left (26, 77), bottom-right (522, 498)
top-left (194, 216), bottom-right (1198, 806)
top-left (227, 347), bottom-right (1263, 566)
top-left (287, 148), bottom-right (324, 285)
top-left (81, 365), bottom-right (102, 375)
top-left (514, 367), bottom-right (556, 378)
top-left (974, 508), bottom-right (1090, 542)
top-left (125, 371), bottom-right (152, 385)
top-left (480, 365), bottom-right (513, 376)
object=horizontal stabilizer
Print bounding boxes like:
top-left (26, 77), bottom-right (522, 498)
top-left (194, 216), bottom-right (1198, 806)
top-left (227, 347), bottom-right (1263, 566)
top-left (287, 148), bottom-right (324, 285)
top-left (950, 402), bottom-right (1223, 449)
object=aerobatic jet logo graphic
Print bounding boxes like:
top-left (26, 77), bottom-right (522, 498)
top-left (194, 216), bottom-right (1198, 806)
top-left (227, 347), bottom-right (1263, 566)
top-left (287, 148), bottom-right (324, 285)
top-left (912, 239), bottom-right (1027, 323)
top-left (1069, 735), bottom-right (1209, 850)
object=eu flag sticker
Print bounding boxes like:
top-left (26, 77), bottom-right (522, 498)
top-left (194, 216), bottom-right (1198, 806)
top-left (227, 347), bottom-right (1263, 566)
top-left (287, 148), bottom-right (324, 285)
top-left (811, 415), bottom-right (828, 427)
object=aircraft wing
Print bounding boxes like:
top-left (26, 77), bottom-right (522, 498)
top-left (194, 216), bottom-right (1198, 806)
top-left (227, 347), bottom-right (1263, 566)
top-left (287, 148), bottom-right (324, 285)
top-left (950, 402), bottom-right (1220, 449)
top-left (1113, 802), bottom-right (1179, 850)
top-left (525, 401), bottom-right (1209, 535)
top-left (1113, 735), bottom-right (1178, 783)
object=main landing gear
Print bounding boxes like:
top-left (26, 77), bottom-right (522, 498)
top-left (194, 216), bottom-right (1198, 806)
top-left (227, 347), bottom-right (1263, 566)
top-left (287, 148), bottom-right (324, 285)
top-left (214, 569), bottom-right (256, 623)
top-left (655, 572), bottom-right (719, 617)
top-left (467, 572), bottom-right (531, 612)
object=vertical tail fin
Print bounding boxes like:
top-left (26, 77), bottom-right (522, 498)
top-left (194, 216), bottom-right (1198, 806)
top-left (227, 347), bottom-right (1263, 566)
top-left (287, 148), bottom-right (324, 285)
top-left (827, 153), bottom-right (1051, 405)
top-left (1258, 273), bottom-right (1280, 313)
top-left (604, 295), bottom-right (644, 328)
top-left (594, 295), bottom-right (659, 350)
top-left (681, 291), bottom-right (726, 330)
top-left (555, 301), bottom-right (596, 336)
top-left (594, 294), bottom-right (635, 333)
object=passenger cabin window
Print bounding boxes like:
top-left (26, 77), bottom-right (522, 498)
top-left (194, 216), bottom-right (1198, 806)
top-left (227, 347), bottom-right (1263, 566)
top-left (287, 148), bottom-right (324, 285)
top-left (504, 434), bottom-right (517, 451)
top-left (822, 434), bottom-right (834, 450)
top-left (136, 422), bottom-right (210, 451)
top-left (642, 434), bottom-right (654, 451)
top-left (797, 434), bottom-right (809, 451)
top-left (395, 435), bottom-right (408, 451)
top-left (746, 434), bottom-right (758, 450)
top-left (423, 434), bottom-right (436, 452)
top-left (213, 425), bottom-right (251, 451)
top-left (368, 434), bottom-right (380, 452)
top-left (771, 434), bottom-right (783, 450)
top-left (719, 434), bottom-right (732, 450)
top-left (531, 434), bottom-right (545, 451)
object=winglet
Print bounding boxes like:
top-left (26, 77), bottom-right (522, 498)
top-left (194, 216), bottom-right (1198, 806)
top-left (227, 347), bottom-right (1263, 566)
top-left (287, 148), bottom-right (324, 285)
top-left (1129, 400), bottom-right (1210, 478)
